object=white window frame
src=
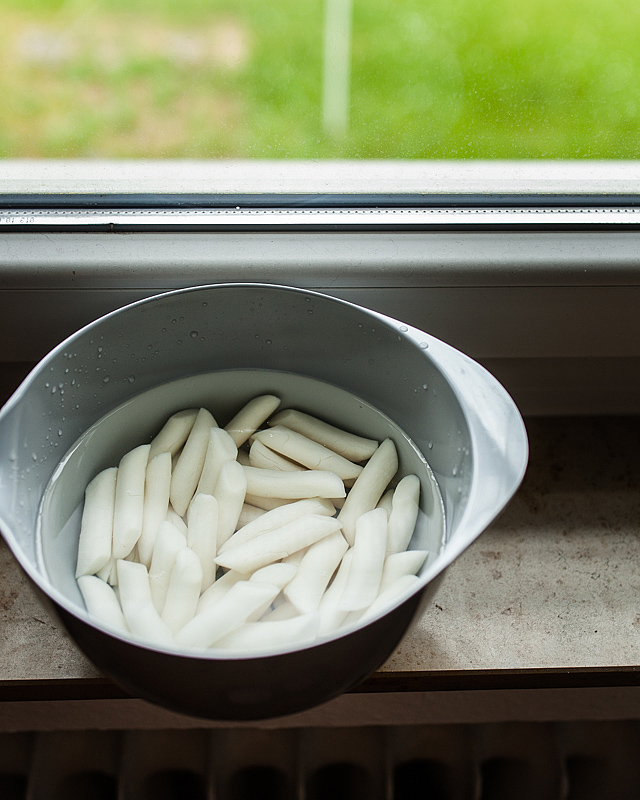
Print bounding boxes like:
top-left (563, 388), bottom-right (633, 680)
top-left (0, 159), bottom-right (639, 416)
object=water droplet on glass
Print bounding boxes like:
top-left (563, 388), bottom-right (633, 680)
top-left (51, 386), bottom-right (56, 394)
top-left (420, 342), bottom-right (429, 349)
top-left (45, 382), bottom-right (50, 388)
top-left (399, 325), bottom-right (408, 332)
top-left (103, 376), bottom-right (110, 383)
top-left (202, 302), bottom-right (208, 307)
top-left (162, 327), bottom-right (167, 333)
top-left (265, 339), bottom-right (272, 345)
top-left (422, 384), bottom-right (428, 390)
top-left (31, 453), bottom-right (37, 461)
top-left (428, 441), bottom-right (433, 449)
top-left (452, 466), bottom-right (458, 476)
top-left (57, 429), bottom-right (63, 437)
top-left (127, 375), bottom-right (135, 383)
top-left (190, 331), bottom-right (198, 338)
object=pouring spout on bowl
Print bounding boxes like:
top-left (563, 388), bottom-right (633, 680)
top-left (0, 396), bottom-right (43, 573)
top-left (387, 314), bottom-right (528, 572)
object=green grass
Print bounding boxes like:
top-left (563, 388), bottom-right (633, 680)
top-left (0, 0), bottom-right (639, 158)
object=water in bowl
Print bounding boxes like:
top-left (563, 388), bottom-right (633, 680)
top-left (37, 369), bottom-right (445, 630)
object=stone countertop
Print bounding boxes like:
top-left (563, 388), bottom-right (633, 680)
top-left (1, 413), bottom-right (638, 699)
top-left (381, 415), bottom-right (640, 683)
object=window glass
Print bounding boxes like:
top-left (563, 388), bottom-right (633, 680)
top-left (1, 0), bottom-right (639, 159)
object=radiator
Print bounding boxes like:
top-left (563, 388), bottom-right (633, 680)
top-left (2, 721), bottom-right (640, 799)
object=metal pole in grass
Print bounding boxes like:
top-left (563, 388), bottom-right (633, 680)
top-left (322, 0), bottom-right (353, 137)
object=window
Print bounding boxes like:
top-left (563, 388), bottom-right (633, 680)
top-left (1, 0), bottom-right (639, 158)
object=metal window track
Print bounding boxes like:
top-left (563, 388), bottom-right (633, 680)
top-left (2, 205), bottom-right (640, 231)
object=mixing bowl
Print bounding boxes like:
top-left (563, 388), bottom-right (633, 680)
top-left (0, 284), bottom-right (527, 720)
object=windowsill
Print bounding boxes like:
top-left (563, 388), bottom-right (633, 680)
top-left (1, 407), bottom-right (638, 726)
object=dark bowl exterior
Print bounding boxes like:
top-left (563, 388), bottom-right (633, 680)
top-left (56, 575), bottom-right (444, 721)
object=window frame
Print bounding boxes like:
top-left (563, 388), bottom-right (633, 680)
top-left (0, 159), bottom-right (639, 416)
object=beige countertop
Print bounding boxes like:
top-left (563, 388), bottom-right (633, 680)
top-left (383, 415), bottom-right (640, 680)
top-left (1, 414), bottom-right (638, 698)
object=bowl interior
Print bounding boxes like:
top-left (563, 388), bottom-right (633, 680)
top-left (38, 368), bottom-right (446, 617)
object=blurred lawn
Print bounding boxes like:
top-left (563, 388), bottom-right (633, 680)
top-left (0, 0), bottom-right (639, 158)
